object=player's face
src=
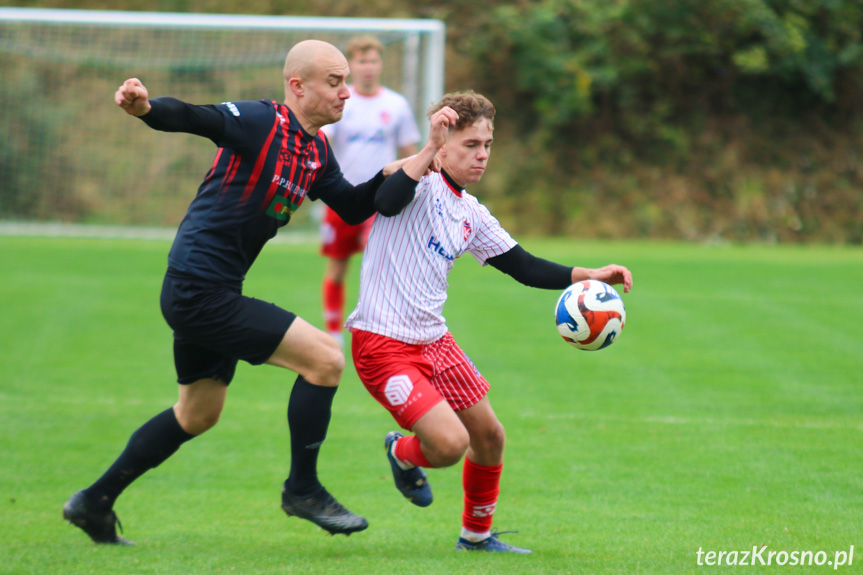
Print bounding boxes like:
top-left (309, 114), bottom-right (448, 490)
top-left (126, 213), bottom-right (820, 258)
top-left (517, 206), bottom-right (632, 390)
top-left (439, 118), bottom-right (494, 188)
top-left (349, 49), bottom-right (383, 95)
top-left (304, 54), bottom-right (351, 129)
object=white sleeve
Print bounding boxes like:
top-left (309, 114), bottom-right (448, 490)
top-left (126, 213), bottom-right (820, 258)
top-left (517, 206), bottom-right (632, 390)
top-left (468, 202), bottom-right (517, 265)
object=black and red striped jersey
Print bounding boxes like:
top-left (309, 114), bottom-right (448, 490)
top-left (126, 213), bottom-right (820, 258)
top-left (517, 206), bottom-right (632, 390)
top-left (141, 97), bottom-right (383, 285)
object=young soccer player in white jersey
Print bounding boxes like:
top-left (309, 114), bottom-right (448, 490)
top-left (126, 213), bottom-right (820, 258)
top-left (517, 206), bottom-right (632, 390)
top-left (320, 36), bottom-right (420, 347)
top-left (346, 91), bottom-right (634, 553)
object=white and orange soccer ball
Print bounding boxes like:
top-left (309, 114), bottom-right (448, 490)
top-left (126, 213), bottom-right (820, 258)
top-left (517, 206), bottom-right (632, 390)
top-left (555, 280), bottom-right (626, 351)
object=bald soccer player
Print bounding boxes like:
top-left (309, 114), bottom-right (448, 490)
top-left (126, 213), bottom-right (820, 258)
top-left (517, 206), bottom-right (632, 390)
top-left (62, 40), bottom-right (417, 544)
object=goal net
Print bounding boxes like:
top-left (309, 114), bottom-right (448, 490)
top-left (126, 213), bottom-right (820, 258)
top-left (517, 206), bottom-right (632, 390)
top-left (0, 8), bottom-right (445, 235)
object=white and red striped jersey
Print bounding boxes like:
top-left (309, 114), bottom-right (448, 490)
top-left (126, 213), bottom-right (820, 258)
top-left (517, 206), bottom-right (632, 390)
top-left (321, 86), bottom-right (420, 185)
top-left (345, 171), bottom-right (517, 344)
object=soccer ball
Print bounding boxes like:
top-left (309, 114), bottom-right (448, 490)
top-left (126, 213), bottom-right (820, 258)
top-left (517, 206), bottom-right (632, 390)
top-left (555, 280), bottom-right (626, 351)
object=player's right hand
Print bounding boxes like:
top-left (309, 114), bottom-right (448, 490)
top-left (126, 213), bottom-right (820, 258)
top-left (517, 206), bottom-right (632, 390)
top-left (115, 78), bottom-right (152, 117)
top-left (428, 106), bottom-right (458, 150)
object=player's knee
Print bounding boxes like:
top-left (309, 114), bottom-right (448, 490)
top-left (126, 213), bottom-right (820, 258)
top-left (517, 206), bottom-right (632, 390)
top-left (431, 427), bottom-right (470, 467)
top-left (482, 420), bottom-right (506, 451)
top-left (176, 406), bottom-right (221, 435)
top-left (307, 339), bottom-right (345, 387)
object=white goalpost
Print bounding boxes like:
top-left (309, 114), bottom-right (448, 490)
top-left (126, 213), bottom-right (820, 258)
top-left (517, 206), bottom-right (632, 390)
top-left (0, 8), bottom-right (445, 236)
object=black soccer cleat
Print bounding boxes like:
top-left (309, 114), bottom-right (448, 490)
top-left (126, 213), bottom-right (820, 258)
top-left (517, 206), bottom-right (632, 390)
top-left (385, 431), bottom-right (433, 507)
top-left (281, 486), bottom-right (368, 536)
top-left (62, 490), bottom-right (133, 545)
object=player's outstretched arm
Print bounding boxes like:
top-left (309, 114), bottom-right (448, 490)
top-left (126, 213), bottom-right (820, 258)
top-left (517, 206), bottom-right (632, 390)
top-left (572, 264), bottom-right (633, 293)
top-left (115, 78), bottom-right (152, 117)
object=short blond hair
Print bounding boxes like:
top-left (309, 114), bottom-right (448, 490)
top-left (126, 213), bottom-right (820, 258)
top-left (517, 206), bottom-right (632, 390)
top-left (345, 35), bottom-right (384, 59)
top-left (427, 91), bottom-right (495, 131)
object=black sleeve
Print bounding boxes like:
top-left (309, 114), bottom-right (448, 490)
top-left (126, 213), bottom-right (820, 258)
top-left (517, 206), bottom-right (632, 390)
top-left (319, 170), bottom-right (387, 225)
top-left (486, 245), bottom-right (573, 289)
top-left (138, 97), bottom-right (225, 144)
top-left (374, 169), bottom-right (418, 216)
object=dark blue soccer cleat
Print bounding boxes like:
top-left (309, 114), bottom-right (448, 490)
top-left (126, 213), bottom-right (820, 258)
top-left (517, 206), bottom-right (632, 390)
top-left (455, 531), bottom-right (533, 554)
top-left (384, 431), bottom-right (433, 507)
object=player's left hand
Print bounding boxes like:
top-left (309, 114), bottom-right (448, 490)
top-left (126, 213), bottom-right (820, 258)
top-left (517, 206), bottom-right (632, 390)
top-left (589, 264), bottom-right (633, 293)
top-left (382, 155), bottom-right (442, 178)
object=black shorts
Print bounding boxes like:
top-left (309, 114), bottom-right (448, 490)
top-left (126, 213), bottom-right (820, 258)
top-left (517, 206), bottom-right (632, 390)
top-left (160, 272), bottom-right (297, 385)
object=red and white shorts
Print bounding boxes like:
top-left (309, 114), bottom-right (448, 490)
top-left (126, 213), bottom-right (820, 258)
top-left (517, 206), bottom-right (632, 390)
top-left (351, 330), bottom-right (490, 430)
top-left (320, 206), bottom-right (375, 259)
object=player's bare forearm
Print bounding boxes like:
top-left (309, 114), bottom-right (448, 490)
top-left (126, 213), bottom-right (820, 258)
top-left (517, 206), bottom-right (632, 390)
top-left (572, 265), bottom-right (633, 293)
top-left (115, 78), bottom-right (151, 117)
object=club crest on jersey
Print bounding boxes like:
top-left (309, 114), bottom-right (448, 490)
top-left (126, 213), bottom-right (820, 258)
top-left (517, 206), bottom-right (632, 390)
top-left (463, 220), bottom-right (472, 241)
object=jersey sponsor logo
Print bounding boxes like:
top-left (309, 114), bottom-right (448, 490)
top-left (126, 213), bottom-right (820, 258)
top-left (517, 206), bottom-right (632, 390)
top-left (384, 375), bottom-right (413, 406)
top-left (266, 195), bottom-right (296, 222)
top-left (271, 174), bottom-right (309, 199)
top-left (434, 197), bottom-right (444, 218)
top-left (427, 235), bottom-right (458, 261)
top-left (463, 220), bottom-right (472, 241)
top-left (221, 102), bottom-right (241, 117)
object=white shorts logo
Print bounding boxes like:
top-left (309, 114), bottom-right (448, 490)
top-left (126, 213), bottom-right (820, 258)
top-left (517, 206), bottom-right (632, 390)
top-left (384, 375), bottom-right (413, 406)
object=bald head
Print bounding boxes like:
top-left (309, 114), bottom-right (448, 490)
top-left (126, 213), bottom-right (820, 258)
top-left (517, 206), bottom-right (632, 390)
top-left (283, 40), bottom-right (345, 83)
top-left (282, 40), bottom-right (351, 134)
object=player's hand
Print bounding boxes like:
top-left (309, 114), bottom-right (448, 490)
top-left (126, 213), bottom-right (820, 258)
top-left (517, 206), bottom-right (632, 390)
top-left (382, 154), bottom-right (443, 178)
top-left (382, 156), bottom-right (411, 177)
top-left (427, 106), bottom-right (458, 150)
top-left (588, 264), bottom-right (633, 293)
top-left (115, 78), bottom-right (152, 117)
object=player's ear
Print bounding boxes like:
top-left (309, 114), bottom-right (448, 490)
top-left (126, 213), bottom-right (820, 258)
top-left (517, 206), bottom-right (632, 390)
top-left (287, 77), bottom-right (304, 97)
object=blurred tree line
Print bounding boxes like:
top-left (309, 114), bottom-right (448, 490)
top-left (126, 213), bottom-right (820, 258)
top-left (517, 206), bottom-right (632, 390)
top-left (8, 0), bottom-right (863, 243)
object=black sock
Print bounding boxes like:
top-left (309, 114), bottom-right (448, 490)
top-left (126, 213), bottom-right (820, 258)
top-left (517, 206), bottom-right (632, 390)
top-left (84, 407), bottom-right (195, 509)
top-left (284, 376), bottom-right (337, 496)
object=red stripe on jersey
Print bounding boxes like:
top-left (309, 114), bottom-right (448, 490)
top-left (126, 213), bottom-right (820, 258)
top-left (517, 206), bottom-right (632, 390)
top-left (239, 112), bottom-right (280, 206)
top-left (259, 107), bottom-right (294, 213)
top-left (287, 130), bottom-right (302, 183)
top-left (298, 140), bottom-right (321, 197)
top-left (219, 153), bottom-right (241, 197)
top-left (205, 148), bottom-right (223, 181)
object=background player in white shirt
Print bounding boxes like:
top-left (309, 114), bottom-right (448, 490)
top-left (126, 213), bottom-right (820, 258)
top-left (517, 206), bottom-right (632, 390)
top-left (320, 36), bottom-right (421, 346)
top-left (347, 91), bottom-right (633, 553)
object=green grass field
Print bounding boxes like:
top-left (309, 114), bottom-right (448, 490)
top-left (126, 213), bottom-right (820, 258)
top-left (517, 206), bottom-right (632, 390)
top-left (1, 236), bottom-right (861, 574)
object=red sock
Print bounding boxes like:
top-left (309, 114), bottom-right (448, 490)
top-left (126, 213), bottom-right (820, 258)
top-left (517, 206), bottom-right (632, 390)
top-left (462, 458), bottom-right (502, 533)
top-left (393, 434), bottom-right (432, 468)
top-left (322, 278), bottom-right (344, 334)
